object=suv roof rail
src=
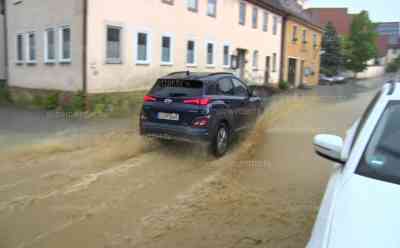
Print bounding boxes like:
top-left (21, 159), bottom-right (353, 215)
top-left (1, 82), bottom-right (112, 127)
top-left (167, 71), bottom-right (191, 76)
top-left (206, 72), bottom-right (234, 77)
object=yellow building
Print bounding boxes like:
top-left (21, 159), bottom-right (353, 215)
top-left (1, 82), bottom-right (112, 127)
top-left (282, 16), bottom-right (323, 86)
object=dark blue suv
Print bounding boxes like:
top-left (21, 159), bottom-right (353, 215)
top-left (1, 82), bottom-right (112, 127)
top-left (139, 72), bottom-right (263, 157)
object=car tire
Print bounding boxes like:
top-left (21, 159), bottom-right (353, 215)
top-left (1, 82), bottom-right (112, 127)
top-left (211, 123), bottom-right (230, 157)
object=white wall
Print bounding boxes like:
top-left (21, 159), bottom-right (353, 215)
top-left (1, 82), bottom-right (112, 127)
top-left (356, 66), bottom-right (385, 79)
top-left (86, 0), bottom-right (283, 93)
top-left (6, 0), bottom-right (84, 91)
top-left (0, 13), bottom-right (6, 80)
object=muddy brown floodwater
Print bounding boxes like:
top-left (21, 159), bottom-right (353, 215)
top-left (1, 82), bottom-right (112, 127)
top-left (0, 79), bottom-right (383, 248)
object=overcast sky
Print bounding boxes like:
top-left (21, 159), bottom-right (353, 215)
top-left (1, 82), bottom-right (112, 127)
top-left (305, 0), bottom-right (399, 22)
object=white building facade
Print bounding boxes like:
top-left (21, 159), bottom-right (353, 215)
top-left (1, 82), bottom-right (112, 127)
top-left (6, 0), bottom-right (284, 93)
top-left (0, 0), bottom-right (6, 80)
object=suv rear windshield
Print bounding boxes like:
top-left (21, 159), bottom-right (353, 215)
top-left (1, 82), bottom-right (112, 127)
top-left (150, 79), bottom-right (204, 98)
top-left (356, 101), bottom-right (400, 185)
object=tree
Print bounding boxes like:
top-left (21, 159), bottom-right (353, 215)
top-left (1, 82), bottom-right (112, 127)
top-left (321, 22), bottom-right (343, 76)
top-left (344, 11), bottom-right (378, 74)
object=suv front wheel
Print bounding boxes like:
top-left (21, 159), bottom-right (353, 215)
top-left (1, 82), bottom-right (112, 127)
top-left (211, 123), bottom-right (230, 157)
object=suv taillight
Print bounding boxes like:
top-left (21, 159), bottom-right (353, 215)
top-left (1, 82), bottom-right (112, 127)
top-left (192, 116), bottom-right (210, 128)
top-left (144, 95), bottom-right (156, 102)
top-left (183, 97), bottom-right (210, 106)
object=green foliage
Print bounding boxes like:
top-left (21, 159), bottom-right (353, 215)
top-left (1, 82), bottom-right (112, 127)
top-left (0, 87), bottom-right (10, 104)
top-left (386, 56), bottom-right (400, 73)
top-left (44, 93), bottom-right (60, 110)
top-left (344, 11), bottom-right (378, 73)
top-left (61, 91), bottom-right (86, 113)
top-left (279, 80), bottom-right (289, 90)
top-left (321, 22), bottom-right (344, 76)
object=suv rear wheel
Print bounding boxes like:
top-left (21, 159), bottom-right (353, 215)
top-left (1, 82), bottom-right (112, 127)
top-left (211, 123), bottom-right (230, 157)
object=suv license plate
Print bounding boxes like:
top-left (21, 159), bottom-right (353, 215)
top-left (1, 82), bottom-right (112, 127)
top-left (158, 112), bottom-right (179, 121)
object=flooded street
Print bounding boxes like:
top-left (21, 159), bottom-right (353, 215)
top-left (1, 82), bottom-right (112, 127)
top-left (0, 77), bottom-right (386, 248)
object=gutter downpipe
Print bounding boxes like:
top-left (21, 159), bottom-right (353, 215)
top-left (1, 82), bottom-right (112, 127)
top-left (82, 0), bottom-right (88, 95)
top-left (3, 0), bottom-right (8, 84)
top-left (280, 14), bottom-right (288, 83)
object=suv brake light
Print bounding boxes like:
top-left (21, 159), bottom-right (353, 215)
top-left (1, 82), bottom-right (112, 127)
top-left (144, 95), bottom-right (156, 102)
top-left (183, 97), bottom-right (210, 106)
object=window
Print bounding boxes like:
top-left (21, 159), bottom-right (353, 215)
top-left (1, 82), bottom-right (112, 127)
top-left (351, 91), bottom-right (382, 151)
top-left (273, 16), bottom-right (278, 35)
top-left (217, 78), bottom-right (234, 95)
top-left (262, 11), bottom-right (269, 32)
top-left (186, 40), bottom-right (196, 66)
top-left (206, 41), bottom-right (215, 67)
top-left (150, 79), bottom-right (204, 98)
top-left (60, 26), bottom-right (71, 63)
top-left (239, 2), bottom-right (246, 25)
top-left (232, 78), bottom-right (248, 97)
top-left (252, 7), bottom-right (258, 29)
top-left (106, 26), bottom-right (122, 64)
top-left (16, 33), bottom-right (24, 63)
top-left (161, 35), bottom-right (173, 65)
top-left (252, 50), bottom-right (259, 69)
top-left (223, 44), bottom-right (230, 67)
top-left (136, 31), bottom-right (151, 64)
top-left (187, 0), bottom-right (198, 12)
top-left (302, 29), bottom-right (307, 44)
top-left (313, 33), bottom-right (318, 48)
top-left (272, 53), bottom-right (277, 72)
top-left (44, 28), bottom-right (56, 63)
top-left (162, 0), bottom-right (174, 5)
top-left (207, 0), bottom-right (217, 17)
top-left (292, 26), bottom-right (298, 42)
top-left (356, 101), bottom-right (400, 186)
top-left (26, 32), bottom-right (36, 63)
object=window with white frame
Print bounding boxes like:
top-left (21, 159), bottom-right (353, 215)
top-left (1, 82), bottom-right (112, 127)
top-left (16, 33), bottom-right (24, 63)
top-left (262, 11), bottom-right (269, 32)
top-left (136, 31), bottom-right (151, 64)
top-left (60, 26), bottom-right (71, 62)
top-left (207, 0), bottom-right (217, 17)
top-left (187, 0), bottom-right (198, 12)
top-left (106, 26), bottom-right (122, 63)
top-left (223, 44), bottom-right (230, 67)
top-left (44, 28), bottom-right (56, 63)
top-left (26, 32), bottom-right (36, 63)
top-left (252, 50), bottom-right (259, 69)
top-left (161, 35), bottom-right (173, 64)
top-left (186, 40), bottom-right (196, 65)
top-left (206, 41), bottom-right (215, 66)
top-left (239, 2), bottom-right (246, 25)
top-left (272, 53), bottom-right (277, 72)
top-left (252, 7), bottom-right (258, 29)
top-left (273, 16), bottom-right (278, 35)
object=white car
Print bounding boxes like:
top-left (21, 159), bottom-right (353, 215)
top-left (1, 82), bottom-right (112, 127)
top-left (308, 81), bottom-right (400, 248)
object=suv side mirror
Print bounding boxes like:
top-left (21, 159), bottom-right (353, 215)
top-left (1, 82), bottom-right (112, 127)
top-left (314, 134), bottom-right (346, 164)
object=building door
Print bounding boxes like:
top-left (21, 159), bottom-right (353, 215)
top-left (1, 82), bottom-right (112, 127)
top-left (264, 56), bottom-right (271, 85)
top-left (288, 58), bottom-right (297, 86)
top-left (237, 49), bottom-right (246, 80)
top-left (300, 60), bottom-right (305, 85)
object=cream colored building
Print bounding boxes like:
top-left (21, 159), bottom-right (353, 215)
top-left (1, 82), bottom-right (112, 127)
top-left (5, 0), bottom-right (284, 93)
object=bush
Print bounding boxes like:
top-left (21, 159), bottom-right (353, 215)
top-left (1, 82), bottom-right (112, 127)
top-left (386, 56), bottom-right (400, 73)
top-left (0, 87), bottom-right (10, 104)
top-left (279, 80), bottom-right (289, 90)
top-left (44, 93), bottom-right (60, 110)
top-left (61, 91), bottom-right (86, 113)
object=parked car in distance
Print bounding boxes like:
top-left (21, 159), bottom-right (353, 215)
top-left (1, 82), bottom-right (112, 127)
top-left (308, 81), bottom-right (400, 248)
top-left (139, 71), bottom-right (263, 157)
top-left (319, 74), bottom-right (347, 85)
